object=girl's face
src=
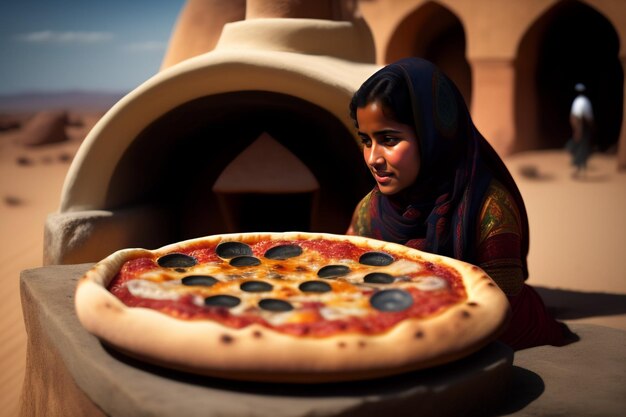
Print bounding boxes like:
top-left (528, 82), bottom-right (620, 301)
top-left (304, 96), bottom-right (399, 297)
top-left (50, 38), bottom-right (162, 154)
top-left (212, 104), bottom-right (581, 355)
top-left (356, 101), bottom-right (420, 195)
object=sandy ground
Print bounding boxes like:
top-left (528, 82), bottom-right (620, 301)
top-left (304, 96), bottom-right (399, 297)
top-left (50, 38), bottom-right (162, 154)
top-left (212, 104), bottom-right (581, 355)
top-left (0, 114), bottom-right (98, 417)
top-left (505, 150), bottom-right (626, 330)
top-left (0, 116), bottom-right (624, 415)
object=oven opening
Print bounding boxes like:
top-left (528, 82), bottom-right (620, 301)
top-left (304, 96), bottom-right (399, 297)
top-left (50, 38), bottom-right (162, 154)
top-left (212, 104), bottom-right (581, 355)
top-left (106, 91), bottom-right (373, 243)
top-left (215, 192), bottom-right (317, 232)
top-left (212, 131), bottom-right (320, 232)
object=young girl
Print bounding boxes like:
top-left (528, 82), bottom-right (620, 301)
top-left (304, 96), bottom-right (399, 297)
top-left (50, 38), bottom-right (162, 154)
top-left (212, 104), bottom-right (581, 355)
top-left (347, 57), bottom-right (575, 350)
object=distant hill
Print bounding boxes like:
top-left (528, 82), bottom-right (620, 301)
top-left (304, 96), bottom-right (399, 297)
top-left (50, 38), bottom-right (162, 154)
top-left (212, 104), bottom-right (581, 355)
top-left (0, 91), bottom-right (127, 113)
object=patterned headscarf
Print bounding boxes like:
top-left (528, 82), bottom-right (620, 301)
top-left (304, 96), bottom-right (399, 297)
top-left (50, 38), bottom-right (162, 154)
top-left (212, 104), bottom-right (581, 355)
top-left (350, 58), bottom-right (530, 276)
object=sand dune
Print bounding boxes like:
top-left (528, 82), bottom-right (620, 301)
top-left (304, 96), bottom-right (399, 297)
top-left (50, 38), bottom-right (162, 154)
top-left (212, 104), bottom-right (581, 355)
top-left (0, 112), bottom-right (97, 416)
top-left (0, 114), bottom-right (624, 415)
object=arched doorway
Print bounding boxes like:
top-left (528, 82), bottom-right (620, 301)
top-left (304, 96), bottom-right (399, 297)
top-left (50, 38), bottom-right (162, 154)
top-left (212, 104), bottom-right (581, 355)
top-left (107, 91), bottom-right (373, 242)
top-left (384, 1), bottom-right (472, 107)
top-left (515, 0), bottom-right (623, 151)
top-left (212, 132), bottom-right (320, 233)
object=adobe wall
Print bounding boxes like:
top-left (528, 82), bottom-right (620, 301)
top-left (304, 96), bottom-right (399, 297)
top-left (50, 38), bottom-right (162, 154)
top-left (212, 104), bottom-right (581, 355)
top-left (359, 0), bottom-right (626, 166)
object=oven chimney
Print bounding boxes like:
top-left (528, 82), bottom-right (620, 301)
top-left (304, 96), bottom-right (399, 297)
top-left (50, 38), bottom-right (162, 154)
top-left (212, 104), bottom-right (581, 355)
top-left (245, 0), bottom-right (355, 21)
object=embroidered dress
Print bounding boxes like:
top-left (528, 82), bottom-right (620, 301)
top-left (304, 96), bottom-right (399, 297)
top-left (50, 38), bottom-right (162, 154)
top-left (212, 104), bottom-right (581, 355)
top-left (347, 58), bottom-right (571, 350)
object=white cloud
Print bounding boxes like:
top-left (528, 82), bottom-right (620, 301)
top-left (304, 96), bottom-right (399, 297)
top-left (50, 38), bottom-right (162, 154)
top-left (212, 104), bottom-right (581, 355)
top-left (16, 31), bottom-right (114, 43)
top-left (124, 41), bottom-right (168, 52)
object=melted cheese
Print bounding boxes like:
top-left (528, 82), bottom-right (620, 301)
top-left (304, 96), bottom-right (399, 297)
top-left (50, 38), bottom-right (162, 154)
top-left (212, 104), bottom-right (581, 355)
top-left (122, 243), bottom-right (455, 327)
top-left (126, 279), bottom-right (181, 300)
top-left (412, 276), bottom-right (449, 291)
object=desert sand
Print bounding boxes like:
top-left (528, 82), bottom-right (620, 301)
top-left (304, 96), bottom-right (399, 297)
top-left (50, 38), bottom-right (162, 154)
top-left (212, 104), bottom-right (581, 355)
top-left (1, 114), bottom-right (625, 416)
top-left (0, 113), bottom-right (99, 416)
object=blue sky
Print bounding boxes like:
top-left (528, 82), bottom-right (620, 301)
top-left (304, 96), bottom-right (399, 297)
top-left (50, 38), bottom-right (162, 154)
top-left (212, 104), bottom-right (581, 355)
top-left (0, 0), bottom-right (186, 95)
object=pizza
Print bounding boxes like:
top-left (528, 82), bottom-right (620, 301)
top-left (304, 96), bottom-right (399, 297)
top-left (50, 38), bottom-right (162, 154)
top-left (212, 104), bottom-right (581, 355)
top-left (75, 232), bottom-right (510, 382)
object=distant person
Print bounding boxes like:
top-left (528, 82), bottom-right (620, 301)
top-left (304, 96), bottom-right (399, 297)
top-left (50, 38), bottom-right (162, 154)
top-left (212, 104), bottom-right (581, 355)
top-left (567, 83), bottom-right (594, 178)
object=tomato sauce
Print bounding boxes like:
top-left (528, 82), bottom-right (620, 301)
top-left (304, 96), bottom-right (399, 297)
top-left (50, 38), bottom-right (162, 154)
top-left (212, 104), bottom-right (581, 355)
top-left (107, 238), bottom-right (467, 337)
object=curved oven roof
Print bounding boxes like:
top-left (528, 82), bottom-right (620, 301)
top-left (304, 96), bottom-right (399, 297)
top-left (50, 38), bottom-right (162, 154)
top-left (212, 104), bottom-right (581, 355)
top-left (60, 18), bottom-right (379, 212)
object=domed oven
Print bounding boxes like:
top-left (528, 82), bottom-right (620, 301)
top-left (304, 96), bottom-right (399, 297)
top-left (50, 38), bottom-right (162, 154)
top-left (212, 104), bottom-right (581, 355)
top-left (44, 17), bottom-right (379, 264)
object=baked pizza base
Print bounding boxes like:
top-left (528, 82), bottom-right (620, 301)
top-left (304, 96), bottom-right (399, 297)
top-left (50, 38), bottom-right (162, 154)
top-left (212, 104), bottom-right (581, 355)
top-left (75, 232), bottom-right (510, 382)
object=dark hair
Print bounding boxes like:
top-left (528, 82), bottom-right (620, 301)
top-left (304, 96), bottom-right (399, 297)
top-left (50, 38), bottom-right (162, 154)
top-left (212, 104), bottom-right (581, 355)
top-left (349, 71), bottom-right (414, 128)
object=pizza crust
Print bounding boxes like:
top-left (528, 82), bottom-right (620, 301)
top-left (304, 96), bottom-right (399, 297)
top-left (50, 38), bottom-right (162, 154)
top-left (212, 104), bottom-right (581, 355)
top-left (75, 232), bottom-right (510, 382)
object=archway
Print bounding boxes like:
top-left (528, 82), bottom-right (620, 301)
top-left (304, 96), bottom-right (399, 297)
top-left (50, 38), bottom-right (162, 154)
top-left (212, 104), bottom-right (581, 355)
top-left (515, 0), bottom-right (623, 151)
top-left (384, 1), bottom-right (471, 106)
top-left (212, 132), bottom-right (320, 233)
top-left (108, 91), bottom-right (373, 242)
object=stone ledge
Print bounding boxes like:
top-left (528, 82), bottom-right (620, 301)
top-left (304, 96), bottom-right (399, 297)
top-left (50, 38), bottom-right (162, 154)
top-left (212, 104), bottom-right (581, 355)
top-left (19, 264), bottom-right (625, 416)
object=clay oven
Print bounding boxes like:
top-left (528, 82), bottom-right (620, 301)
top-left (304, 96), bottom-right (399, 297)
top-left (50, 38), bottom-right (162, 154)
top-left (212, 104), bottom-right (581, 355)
top-left (44, 13), bottom-right (380, 265)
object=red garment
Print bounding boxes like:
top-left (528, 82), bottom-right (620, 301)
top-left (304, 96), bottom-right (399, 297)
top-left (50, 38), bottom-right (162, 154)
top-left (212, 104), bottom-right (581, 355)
top-left (499, 284), bottom-right (570, 350)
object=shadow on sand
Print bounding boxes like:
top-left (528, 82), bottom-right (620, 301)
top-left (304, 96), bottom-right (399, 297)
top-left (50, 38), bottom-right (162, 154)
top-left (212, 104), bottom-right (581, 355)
top-left (488, 366), bottom-right (545, 416)
top-left (517, 160), bottom-right (613, 183)
top-left (517, 164), bottom-right (555, 181)
top-left (570, 173), bottom-right (611, 182)
top-left (535, 286), bottom-right (626, 320)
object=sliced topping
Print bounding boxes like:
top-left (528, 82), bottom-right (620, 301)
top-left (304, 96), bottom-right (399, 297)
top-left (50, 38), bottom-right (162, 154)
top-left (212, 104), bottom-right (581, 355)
top-left (359, 251), bottom-right (394, 266)
top-left (259, 298), bottom-right (293, 312)
top-left (216, 241), bottom-right (253, 259)
top-left (109, 235), bottom-right (468, 337)
top-left (299, 280), bottom-right (332, 293)
top-left (370, 289), bottom-right (413, 312)
top-left (240, 280), bottom-right (273, 292)
top-left (261, 311), bottom-right (298, 326)
top-left (414, 276), bottom-right (448, 291)
top-left (182, 275), bottom-right (218, 286)
top-left (126, 279), bottom-right (180, 300)
top-left (205, 294), bottom-right (241, 308)
top-left (229, 256), bottom-right (261, 267)
top-left (264, 244), bottom-right (303, 260)
top-left (320, 305), bottom-right (369, 320)
top-left (363, 272), bottom-right (395, 284)
top-left (335, 259), bottom-right (421, 286)
top-left (380, 259), bottom-right (422, 276)
top-left (317, 264), bottom-right (351, 279)
top-left (157, 253), bottom-right (197, 268)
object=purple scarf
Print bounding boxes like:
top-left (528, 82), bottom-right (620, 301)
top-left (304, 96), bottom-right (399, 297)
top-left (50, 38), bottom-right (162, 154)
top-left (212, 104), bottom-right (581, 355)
top-left (352, 58), bottom-right (530, 276)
